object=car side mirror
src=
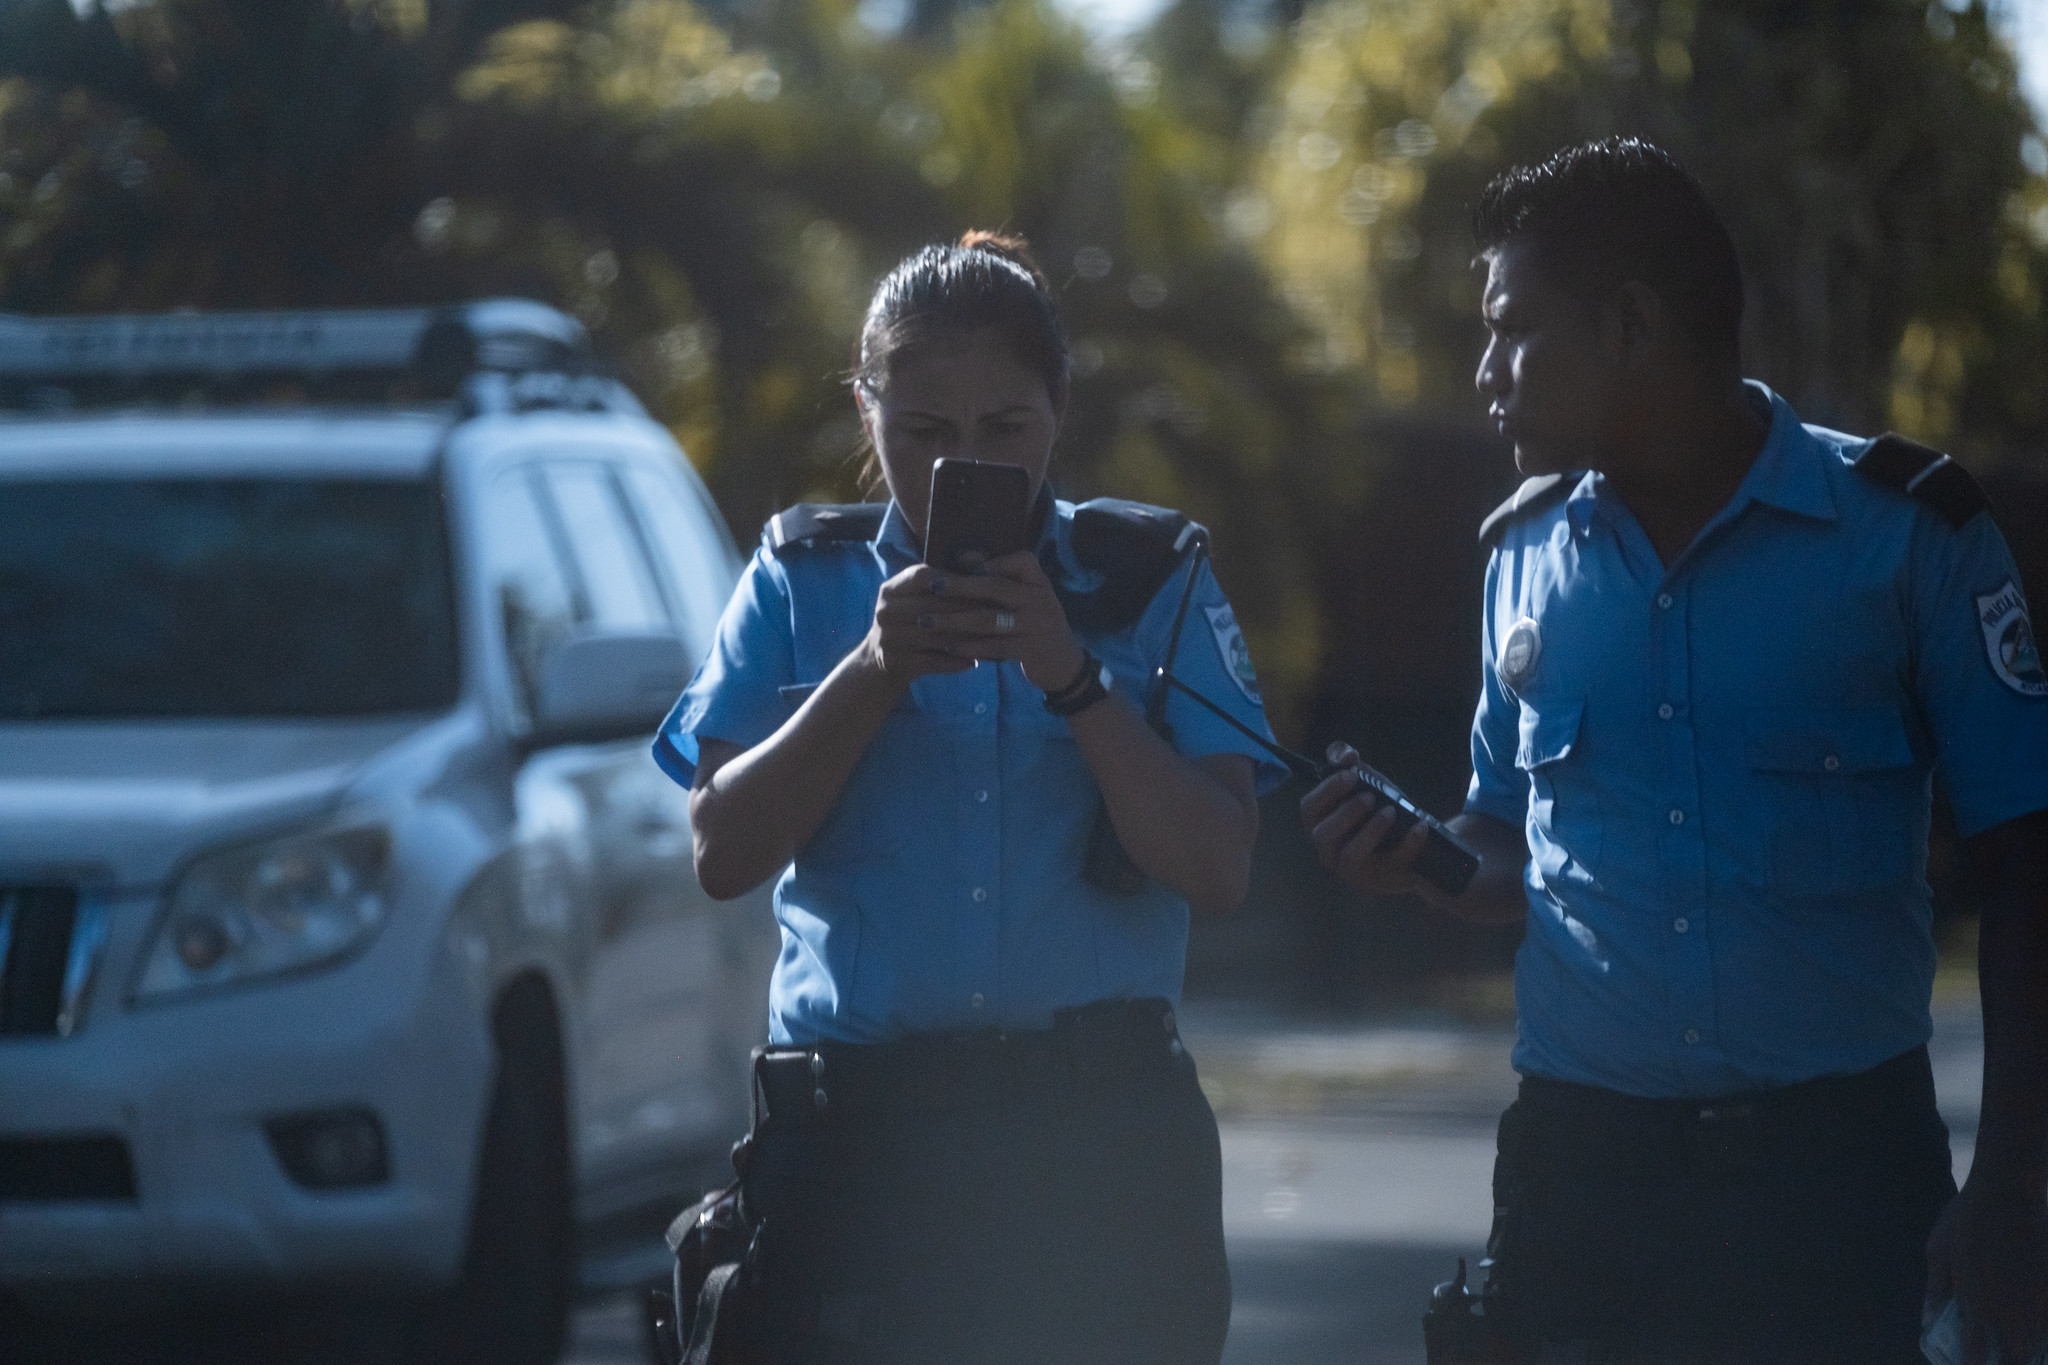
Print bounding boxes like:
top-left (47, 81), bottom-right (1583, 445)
top-left (526, 631), bottom-right (691, 749)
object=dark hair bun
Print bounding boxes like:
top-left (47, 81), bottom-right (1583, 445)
top-left (958, 230), bottom-right (1050, 292)
top-left (855, 231), bottom-right (1069, 407)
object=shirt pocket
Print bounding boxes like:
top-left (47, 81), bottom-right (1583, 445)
top-left (1516, 696), bottom-right (1600, 879)
top-left (775, 680), bottom-right (923, 866)
top-left (862, 688), bottom-right (960, 863)
top-left (1745, 706), bottom-right (1918, 899)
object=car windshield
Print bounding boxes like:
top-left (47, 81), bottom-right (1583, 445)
top-left (0, 476), bottom-right (458, 719)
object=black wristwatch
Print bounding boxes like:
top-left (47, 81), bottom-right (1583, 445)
top-left (1043, 651), bottom-right (1111, 716)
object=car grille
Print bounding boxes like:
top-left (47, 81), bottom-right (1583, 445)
top-left (0, 886), bottom-right (90, 1036)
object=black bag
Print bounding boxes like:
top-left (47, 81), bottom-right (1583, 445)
top-left (1422, 1255), bottom-right (1521, 1364)
top-left (645, 1107), bottom-right (765, 1364)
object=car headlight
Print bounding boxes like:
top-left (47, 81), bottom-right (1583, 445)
top-left (135, 825), bottom-right (393, 1002)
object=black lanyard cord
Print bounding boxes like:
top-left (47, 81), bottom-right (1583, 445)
top-left (1145, 536), bottom-right (1210, 734)
top-left (1152, 669), bottom-right (1323, 782)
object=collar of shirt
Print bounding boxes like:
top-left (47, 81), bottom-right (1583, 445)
top-left (1562, 381), bottom-right (1838, 547)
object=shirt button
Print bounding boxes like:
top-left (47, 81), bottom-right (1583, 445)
top-left (1823, 755), bottom-right (1840, 772)
top-left (974, 702), bottom-right (988, 716)
top-left (1683, 1028), bottom-right (1700, 1045)
top-left (972, 993), bottom-right (985, 1009)
top-left (1656, 592), bottom-right (1674, 609)
top-left (1673, 917), bottom-right (1689, 934)
top-left (1657, 703), bottom-right (1674, 720)
top-left (976, 789), bottom-right (990, 802)
top-left (972, 887), bottom-right (988, 903)
top-left (1668, 809), bottom-right (1685, 826)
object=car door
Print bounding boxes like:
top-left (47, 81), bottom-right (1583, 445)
top-left (616, 460), bottom-right (777, 1131)
top-left (526, 456), bottom-right (745, 1205)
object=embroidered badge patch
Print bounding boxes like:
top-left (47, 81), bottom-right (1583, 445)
top-left (1977, 579), bottom-right (2048, 699)
top-left (1498, 616), bottom-right (1542, 692)
top-left (1204, 602), bottom-right (1263, 705)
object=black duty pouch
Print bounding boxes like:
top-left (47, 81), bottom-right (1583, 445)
top-left (645, 1066), bottom-right (768, 1365)
top-left (1422, 1255), bottom-right (1523, 1364)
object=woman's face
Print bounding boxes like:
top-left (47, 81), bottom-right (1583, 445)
top-left (859, 329), bottom-right (1061, 542)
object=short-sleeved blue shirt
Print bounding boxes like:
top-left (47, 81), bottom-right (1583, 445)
top-left (657, 497), bottom-right (1287, 1046)
top-left (1467, 383), bottom-right (2048, 1098)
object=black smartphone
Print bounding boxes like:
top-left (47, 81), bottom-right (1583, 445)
top-left (924, 459), bottom-right (1032, 573)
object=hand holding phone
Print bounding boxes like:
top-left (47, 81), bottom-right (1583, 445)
top-left (924, 458), bottom-right (1032, 573)
top-left (1294, 738), bottom-right (1481, 900)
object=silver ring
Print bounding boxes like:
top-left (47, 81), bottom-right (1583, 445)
top-left (994, 610), bottom-right (1017, 632)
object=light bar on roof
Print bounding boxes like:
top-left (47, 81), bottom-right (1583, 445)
top-left (0, 299), bottom-right (591, 382)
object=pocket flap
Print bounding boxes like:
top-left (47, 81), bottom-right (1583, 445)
top-left (1516, 697), bottom-right (1584, 771)
top-left (1745, 707), bottom-right (1913, 775)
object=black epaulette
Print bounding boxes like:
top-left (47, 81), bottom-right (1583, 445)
top-left (1478, 474), bottom-right (1577, 547)
top-left (1851, 433), bottom-right (1989, 530)
top-left (1060, 498), bottom-right (1206, 633)
top-left (766, 502), bottom-right (886, 551)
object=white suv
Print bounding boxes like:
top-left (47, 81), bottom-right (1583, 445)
top-left (0, 303), bottom-right (772, 1363)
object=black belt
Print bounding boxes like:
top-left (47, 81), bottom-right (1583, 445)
top-left (754, 997), bottom-right (1186, 1127)
top-left (1518, 1043), bottom-right (1935, 1126)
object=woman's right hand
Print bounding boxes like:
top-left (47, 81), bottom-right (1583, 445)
top-left (863, 563), bottom-right (983, 686)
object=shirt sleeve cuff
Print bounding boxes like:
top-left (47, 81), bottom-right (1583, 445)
top-left (1949, 789), bottom-right (2048, 842)
top-left (1173, 733), bottom-right (1292, 796)
top-left (651, 728), bottom-right (699, 789)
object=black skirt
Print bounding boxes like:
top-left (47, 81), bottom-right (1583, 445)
top-left (741, 998), bottom-right (1231, 1365)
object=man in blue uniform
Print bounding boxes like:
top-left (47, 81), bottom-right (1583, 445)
top-left (1304, 138), bottom-right (2048, 1362)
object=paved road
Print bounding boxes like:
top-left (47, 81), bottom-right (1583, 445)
top-left (6, 998), bottom-right (1983, 1364)
top-left (568, 998), bottom-right (1988, 1365)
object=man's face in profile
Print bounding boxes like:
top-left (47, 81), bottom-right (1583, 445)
top-left (1474, 238), bottom-right (1620, 477)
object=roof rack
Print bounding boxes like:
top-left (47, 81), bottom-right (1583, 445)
top-left (0, 298), bottom-right (643, 417)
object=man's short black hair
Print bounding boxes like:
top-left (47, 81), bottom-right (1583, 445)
top-left (1474, 138), bottom-right (1744, 371)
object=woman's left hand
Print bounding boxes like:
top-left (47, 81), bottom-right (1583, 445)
top-left (924, 550), bottom-right (1084, 691)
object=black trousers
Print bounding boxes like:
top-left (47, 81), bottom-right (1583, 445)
top-left (741, 999), bottom-right (1231, 1365)
top-left (1489, 1045), bottom-right (1957, 1364)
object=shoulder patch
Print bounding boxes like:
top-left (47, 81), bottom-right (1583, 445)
top-left (1478, 474), bottom-right (1576, 547)
top-left (1203, 601), bottom-right (1262, 705)
top-left (1976, 579), bottom-right (2048, 699)
top-left (1062, 498), bottom-right (1204, 634)
top-left (766, 502), bottom-right (886, 552)
top-left (1851, 433), bottom-right (1988, 531)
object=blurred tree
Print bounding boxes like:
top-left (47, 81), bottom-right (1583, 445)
top-left (0, 0), bottom-right (1361, 728)
top-left (5, 0), bottom-right (2045, 995)
top-left (0, 0), bottom-right (587, 306)
top-left (1248, 0), bottom-right (2048, 465)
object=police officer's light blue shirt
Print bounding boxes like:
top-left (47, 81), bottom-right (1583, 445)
top-left (657, 498), bottom-right (1287, 1046)
top-left (1468, 383), bottom-right (2048, 1098)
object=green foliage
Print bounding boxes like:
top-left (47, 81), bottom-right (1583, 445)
top-left (0, 0), bottom-right (1354, 726)
top-left (1, 0), bottom-right (2043, 731)
top-left (1248, 0), bottom-right (2048, 461)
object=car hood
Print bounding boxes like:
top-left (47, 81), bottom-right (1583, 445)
top-left (0, 717), bottom-right (445, 887)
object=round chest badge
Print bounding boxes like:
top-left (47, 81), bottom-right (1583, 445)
top-left (1498, 617), bottom-right (1542, 692)
top-left (1977, 579), bottom-right (2048, 699)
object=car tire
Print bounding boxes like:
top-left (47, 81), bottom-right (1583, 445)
top-left (405, 989), bottom-right (575, 1365)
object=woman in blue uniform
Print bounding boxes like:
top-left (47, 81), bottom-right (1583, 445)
top-left (655, 232), bottom-right (1285, 1365)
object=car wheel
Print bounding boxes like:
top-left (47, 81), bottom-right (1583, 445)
top-left (406, 989), bottom-right (574, 1365)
